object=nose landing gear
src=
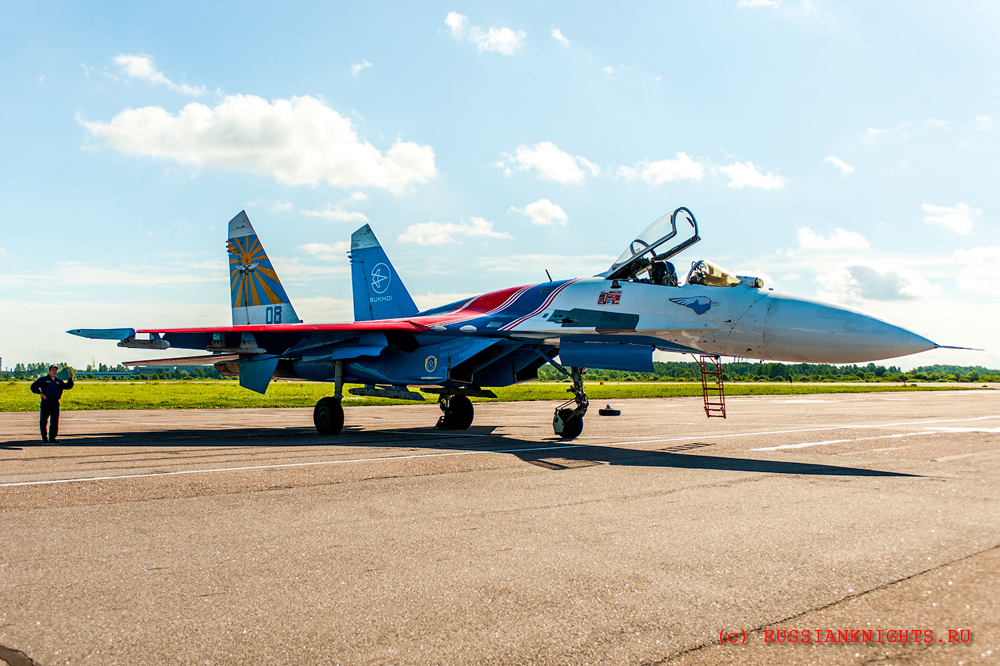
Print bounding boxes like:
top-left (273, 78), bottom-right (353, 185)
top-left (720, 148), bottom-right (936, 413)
top-left (552, 366), bottom-right (588, 439)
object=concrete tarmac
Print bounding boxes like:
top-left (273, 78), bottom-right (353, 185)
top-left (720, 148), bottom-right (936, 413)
top-left (1, 390), bottom-right (998, 665)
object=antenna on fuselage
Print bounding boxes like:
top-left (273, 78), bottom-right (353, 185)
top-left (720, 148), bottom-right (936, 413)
top-left (545, 269), bottom-right (552, 282)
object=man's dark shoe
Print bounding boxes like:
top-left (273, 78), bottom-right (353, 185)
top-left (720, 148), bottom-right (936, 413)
top-left (41, 437), bottom-right (47, 443)
top-left (49, 439), bottom-right (57, 444)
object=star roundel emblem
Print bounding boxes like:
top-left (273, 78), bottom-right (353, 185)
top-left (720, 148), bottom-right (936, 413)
top-left (424, 356), bottom-right (438, 373)
top-left (371, 262), bottom-right (391, 294)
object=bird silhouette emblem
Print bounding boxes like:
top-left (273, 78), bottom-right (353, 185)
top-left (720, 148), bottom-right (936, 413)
top-left (669, 296), bottom-right (719, 315)
top-left (370, 262), bottom-right (391, 294)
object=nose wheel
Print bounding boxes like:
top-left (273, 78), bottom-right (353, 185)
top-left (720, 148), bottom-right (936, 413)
top-left (552, 366), bottom-right (588, 439)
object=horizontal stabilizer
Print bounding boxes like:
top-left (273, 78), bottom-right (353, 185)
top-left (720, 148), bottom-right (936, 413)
top-left (68, 328), bottom-right (136, 340)
top-left (123, 354), bottom-right (240, 367)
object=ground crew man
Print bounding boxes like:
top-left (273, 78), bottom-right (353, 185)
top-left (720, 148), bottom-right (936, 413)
top-left (30, 364), bottom-right (74, 443)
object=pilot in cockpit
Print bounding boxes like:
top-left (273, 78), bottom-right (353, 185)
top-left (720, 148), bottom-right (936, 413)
top-left (650, 261), bottom-right (678, 287)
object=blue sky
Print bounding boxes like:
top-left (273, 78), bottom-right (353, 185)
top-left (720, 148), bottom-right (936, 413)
top-left (2, 1), bottom-right (998, 370)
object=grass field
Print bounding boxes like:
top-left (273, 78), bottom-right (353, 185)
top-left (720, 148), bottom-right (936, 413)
top-left (0, 380), bottom-right (975, 412)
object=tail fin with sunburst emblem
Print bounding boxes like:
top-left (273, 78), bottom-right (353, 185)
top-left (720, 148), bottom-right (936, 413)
top-left (227, 211), bottom-right (301, 326)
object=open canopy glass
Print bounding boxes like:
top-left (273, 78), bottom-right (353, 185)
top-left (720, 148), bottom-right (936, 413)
top-left (601, 207), bottom-right (701, 281)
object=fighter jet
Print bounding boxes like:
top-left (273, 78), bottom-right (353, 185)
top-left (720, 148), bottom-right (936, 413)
top-left (69, 207), bottom-right (943, 439)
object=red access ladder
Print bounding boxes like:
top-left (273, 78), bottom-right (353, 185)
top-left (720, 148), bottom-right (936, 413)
top-left (696, 354), bottom-right (726, 418)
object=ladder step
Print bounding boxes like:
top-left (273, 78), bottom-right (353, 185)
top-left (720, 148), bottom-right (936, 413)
top-left (695, 354), bottom-right (726, 419)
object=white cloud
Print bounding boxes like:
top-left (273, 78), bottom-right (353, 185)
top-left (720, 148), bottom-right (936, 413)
top-left (445, 12), bottom-right (525, 55)
top-left (269, 256), bottom-right (349, 278)
top-left (619, 153), bottom-right (704, 185)
top-left (715, 160), bottom-right (787, 189)
top-left (866, 125), bottom-right (906, 139)
top-left (79, 94), bottom-right (437, 194)
top-left (797, 227), bottom-right (870, 251)
top-left (470, 26), bottom-right (526, 54)
top-left (445, 11), bottom-right (468, 39)
top-left (351, 60), bottom-right (373, 77)
top-left (412, 292), bottom-right (480, 311)
top-left (738, 0), bottom-right (780, 8)
top-left (399, 218), bottom-right (513, 245)
top-left (976, 115), bottom-right (993, 130)
top-left (499, 141), bottom-right (598, 183)
top-left (953, 247), bottom-right (1000, 295)
top-left (602, 64), bottom-right (633, 80)
top-left (300, 206), bottom-right (368, 223)
top-left (866, 119), bottom-right (952, 141)
top-left (348, 191), bottom-right (368, 202)
top-left (551, 29), bottom-right (569, 46)
top-left (822, 156), bottom-right (854, 175)
top-left (271, 201), bottom-right (294, 212)
top-left (477, 253), bottom-right (616, 277)
top-left (0, 248), bottom-right (10, 257)
top-left (816, 258), bottom-right (940, 303)
top-left (0, 260), bottom-right (222, 289)
top-left (112, 54), bottom-right (207, 96)
top-left (512, 199), bottom-right (568, 226)
top-left (922, 202), bottom-right (979, 234)
top-left (293, 296), bottom-right (352, 323)
top-left (297, 241), bottom-right (351, 261)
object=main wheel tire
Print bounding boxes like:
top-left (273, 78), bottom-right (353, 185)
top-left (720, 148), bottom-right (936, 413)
top-left (313, 397), bottom-right (345, 435)
top-left (557, 410), bottom-right (584, 440)
top-left (442, 394), bottom-right (475, 430)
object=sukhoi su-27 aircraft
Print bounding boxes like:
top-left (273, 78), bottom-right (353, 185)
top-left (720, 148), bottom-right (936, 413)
top-left (70, 207), bottom-right (947, 439)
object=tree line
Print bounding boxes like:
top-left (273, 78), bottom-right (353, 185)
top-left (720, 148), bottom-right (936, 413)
top-left (4, 360), bottom-right (996, 383)
top-left (4, 362), bottom-right (224, 381)
top-left (537, 361), bottom-right (998, 383)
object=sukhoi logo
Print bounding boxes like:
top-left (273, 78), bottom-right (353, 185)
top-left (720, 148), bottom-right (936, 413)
top-left (370, 262), bottom-right (391, 294)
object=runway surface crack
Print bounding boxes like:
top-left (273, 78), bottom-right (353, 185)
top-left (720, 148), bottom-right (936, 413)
top-left (0, 644), bottom-right (39, 666)
top-left (652, 541), bottom-right (1000, 665)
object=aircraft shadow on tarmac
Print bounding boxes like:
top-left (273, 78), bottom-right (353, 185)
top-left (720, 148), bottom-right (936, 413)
top-left (3, 424), bottom-right (917, 479)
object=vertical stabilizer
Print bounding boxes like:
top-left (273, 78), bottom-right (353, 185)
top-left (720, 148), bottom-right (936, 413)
top-left (227, 211), bottom-right (301, 326)
top-left (351, 224), bottom-right (419, 321)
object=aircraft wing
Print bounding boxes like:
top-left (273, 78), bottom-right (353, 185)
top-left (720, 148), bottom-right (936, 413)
top-left (122, 354), bottom-right (240, 367)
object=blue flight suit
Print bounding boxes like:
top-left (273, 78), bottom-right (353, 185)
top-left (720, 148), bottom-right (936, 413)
top-left (30, 374), bottom-right (74, 442)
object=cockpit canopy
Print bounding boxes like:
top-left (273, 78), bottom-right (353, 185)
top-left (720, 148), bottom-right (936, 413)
top-left (600, 207), bottom-right (764, 289)
top-left (686, 260), bottom-right (741, 287)
top-left (600, 207), bottom-right (701, 281)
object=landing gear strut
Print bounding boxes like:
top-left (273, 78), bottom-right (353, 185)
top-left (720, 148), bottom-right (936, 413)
top-left (314, 360), bottom-right (345, 435)
top-left (437, 394), bottom-right (475, 430)
top-left (552, 366), bottom-right (588, 439)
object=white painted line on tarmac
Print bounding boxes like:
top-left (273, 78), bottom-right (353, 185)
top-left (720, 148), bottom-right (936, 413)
top-left (607, 415), bottom-right (1000, 449)
top-left (752, 431), bottom-right (935, 452)
top-left (0, 444), bottom-right (580, 488)
top-left (934, 449), bottom-right (1000, 462)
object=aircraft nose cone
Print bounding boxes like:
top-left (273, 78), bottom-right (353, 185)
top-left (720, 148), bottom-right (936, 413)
top-left (762, 294), bottom-right (937, 363)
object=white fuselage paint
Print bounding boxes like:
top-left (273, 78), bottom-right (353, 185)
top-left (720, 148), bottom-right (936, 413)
top-left (507, 278), bottom-right (936, 364)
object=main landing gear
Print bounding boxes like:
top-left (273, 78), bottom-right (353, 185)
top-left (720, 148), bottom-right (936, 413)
top-left (314, 397), bottom-right (345, 435)
top-left (552, 366), bottom-right (588, 440)
top-left (314, 360), bottom-right (345, 435)
top-left (437, 394), bottom-right (474, 430)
